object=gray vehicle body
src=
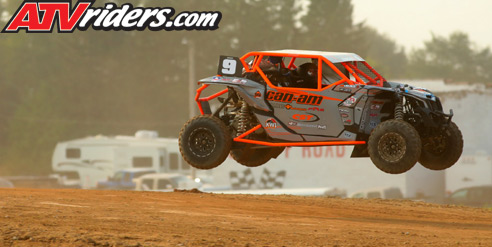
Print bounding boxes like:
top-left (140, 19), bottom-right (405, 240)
top-left (198, 76), bottom-right (447, 145)
top-left (179, 50), bottom-right (459, 173)
top-left (195, 50), bottom-right (453, 159)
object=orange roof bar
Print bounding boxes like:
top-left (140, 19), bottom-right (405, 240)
top-left (287, 57), bottom-right (296, 69)
top-left (319, 57), bottom-right (355, 87)
top-left (240, 57), bottom-right (252, 73)
top-left (361, 61), bottom-right (385, 86)
top-left (326, 78), bottom-right (351, 89)
top-left (240, 51), bottom-right (352, 91)
top-left (342, 62), bottom-right (366, 85)
top-left (233, 124), bottom-right (366, 147)
top-left (347, 63), bottom-right (375, 84)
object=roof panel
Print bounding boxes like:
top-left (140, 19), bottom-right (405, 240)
top-left (259, 49), bottom-right (365, 63)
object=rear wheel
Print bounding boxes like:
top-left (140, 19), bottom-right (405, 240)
top-left (179, 115), bottom-right (232, 169)
top-left (419, 121), bottom-right (463, 170)
top-left (230, 146), bottom-right (285, 167)
top-left (368, 120), bottom-right (421, 174)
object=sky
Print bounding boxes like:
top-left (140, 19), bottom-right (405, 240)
top-left (351, 0), bottom-right (492, 51)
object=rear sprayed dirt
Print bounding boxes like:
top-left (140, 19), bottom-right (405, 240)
top-left (0, 188), bottom-right (491, 246)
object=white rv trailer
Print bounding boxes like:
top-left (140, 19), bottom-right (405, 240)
top-left (52, 130), bottom-right (192, 189)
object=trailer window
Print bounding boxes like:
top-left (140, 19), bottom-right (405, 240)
top-left (57, 171), bottom-right (80, 179)
top-left (135, 171), bottom-right (155, 178)
top-left (133, 157), bottom-right (152, 168)
top-left (142, 179), bottom-right (154, 190)
top-left (169, 153), bottom-right (179, 170)
top-left (66, 148), bottom-right (81, 159)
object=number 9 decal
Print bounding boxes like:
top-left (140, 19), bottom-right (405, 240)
top-left (222, 59), bottom-right (237, 74)
top-left (217, 56), bottom-right (242, 77)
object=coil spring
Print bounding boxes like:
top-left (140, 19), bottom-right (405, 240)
top-left (236, 101), bottom-right (250, 136)
top-left (394, 98), bottom-right (404, 120)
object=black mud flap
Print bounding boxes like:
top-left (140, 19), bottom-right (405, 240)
top-left (200, 101), bottom-right (212, 114)
top-left (351, 144), bottom-right (369, 158)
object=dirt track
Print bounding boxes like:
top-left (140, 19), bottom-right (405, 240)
top-left (0, 189), bottom-right (491, 246)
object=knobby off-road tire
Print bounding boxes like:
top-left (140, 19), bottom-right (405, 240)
top-left (230, 146), bottom-right (285, 167)
top-left (179, 115), bottom-right (232, 169)
top-left (419, 121), bottom-right (463, 170)
top-left (368, 120), bottom-right (421, 174)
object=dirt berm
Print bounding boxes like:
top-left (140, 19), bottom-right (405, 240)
top-left (0, 188), bottom-right (491, 246)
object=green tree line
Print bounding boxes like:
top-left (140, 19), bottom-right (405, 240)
top-left (0, 0), bottom-right (490, 175)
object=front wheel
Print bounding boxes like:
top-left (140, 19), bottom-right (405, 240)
top-left (179, 115), bottom-right (232, 169)
top-left (419, 121), bottom-right (463, 170)
top-left (368, 120), bottom-right (421, 174)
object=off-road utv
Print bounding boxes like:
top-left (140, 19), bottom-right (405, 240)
top-left (179, 50), bottom-right (463, 174)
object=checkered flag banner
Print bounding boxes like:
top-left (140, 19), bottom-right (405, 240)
top-left (259, 168), bottom-right (286, 189)
top-left (230, 168), bottom-right (255, 189)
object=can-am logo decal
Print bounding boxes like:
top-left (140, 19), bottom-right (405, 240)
top-left (2, 0), bottom-right (222, 33)
top-left (266, 91), bottom-right (323, 106)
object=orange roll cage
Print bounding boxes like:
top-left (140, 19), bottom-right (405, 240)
top-left (195, 84), bottom-right (229, 115)
top-left (195, 51), bottom-right (376, 147)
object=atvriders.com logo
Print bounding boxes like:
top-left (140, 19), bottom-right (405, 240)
top-left (2, 0), bottom-right (222, 33)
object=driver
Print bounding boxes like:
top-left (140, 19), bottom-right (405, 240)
top-left (258, 56), bottom-right (284, 86)
top-left (295, 59), bottom-right (318, 89)
top-left (259, 56), bottom-right (282, 71)
top-left (243, 56), bottom-right (283, 84)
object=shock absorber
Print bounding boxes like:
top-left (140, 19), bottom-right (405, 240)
top-left (236, 100), bottom-right (251, 136)
top-left (394, 96), bottom-right (404, 120)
